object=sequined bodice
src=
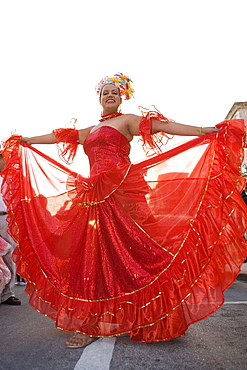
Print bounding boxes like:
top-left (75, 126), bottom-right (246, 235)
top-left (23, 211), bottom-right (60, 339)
top-left (83, 126), bottom-right (131, 175)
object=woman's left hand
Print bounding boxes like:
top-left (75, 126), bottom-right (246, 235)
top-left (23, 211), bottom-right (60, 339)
top-left (201, 127), bottom-right (221, 135)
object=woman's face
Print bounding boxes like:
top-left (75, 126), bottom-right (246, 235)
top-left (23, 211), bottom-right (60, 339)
top-left (100, 84), bottom-right (122, 112)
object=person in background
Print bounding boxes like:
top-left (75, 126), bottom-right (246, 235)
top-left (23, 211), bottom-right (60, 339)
top-left (0, 152), bottom-right (21, 305)
top-left (15, 274), bottom-right (26, 286)
top-left (241, 183), bottom-right (247, 205)
top-left (240, 182), bottom-right (247, 260)
top-left (0, 237), bottom-right (11, 296)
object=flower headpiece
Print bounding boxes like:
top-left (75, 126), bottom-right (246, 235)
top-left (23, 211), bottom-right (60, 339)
top-left (96, 73), bottom-right (134, 100)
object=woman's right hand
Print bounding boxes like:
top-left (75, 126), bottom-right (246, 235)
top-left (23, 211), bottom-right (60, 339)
top-left (19, 137), bottom-right (32, 145)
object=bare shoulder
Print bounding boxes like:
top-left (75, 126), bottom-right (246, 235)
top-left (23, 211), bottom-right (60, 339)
top-left (78, 126), bottom-right (94, 144)
top-left (122, 114), bottom-right (142, 136)
top-left (122, 113), bottom-right (141, 122)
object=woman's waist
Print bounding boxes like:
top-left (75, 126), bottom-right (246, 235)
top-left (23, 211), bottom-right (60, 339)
top-left (89, 156), bottom-right (130, 174)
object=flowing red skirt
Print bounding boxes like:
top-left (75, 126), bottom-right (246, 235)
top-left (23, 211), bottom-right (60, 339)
top-left (1, 119), bottom-right (247, 342)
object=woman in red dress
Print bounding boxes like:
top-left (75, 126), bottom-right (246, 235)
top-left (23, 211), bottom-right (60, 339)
top-left (1, 73), bottom-right (247, 348)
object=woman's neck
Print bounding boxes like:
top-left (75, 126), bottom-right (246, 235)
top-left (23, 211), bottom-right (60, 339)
top-left (102, 108), bottom-right (118, 115)
top-left (100, 111), bottom-right (123, 122)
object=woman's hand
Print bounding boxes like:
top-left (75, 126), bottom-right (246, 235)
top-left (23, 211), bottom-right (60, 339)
top-left (19, 137), bottom-right (32, 145)
top-left (201, 127), bottom-right (220, 135)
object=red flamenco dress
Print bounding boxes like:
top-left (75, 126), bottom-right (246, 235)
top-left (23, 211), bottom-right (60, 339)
top-left (1, 111), bottom-right (247, 342)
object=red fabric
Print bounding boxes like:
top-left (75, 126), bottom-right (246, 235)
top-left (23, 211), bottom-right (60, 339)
top-left (53, 128), bottom-right (79, 164)
top-left (139, 106), bottom-right (173, 154)
top-left (1, 119), bottom-right (247, 342)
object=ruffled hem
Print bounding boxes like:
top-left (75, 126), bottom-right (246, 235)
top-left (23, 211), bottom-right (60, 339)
top-left (13, 221), bottom-right (247, 342)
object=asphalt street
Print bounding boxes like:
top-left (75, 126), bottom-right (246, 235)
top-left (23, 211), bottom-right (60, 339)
top-left (0, 265), bottom-right (247, 370)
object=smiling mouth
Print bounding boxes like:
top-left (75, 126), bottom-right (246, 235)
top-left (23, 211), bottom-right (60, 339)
top-left (106, 99), bottom-right (115, 103)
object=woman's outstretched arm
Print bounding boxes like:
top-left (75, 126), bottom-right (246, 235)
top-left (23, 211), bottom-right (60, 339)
top-left (127, 114), bottom-right (219, 137)
top-left (19, 126), bottom-right (94, 146)
top-left (19, 133), bottom-right (57, 145)
top-left (151, 120), bottom-right (219, 136)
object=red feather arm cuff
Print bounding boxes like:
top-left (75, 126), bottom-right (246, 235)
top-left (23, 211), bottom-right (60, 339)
top-left (53, 128), bottom-right (80, 164)
top-left (139, 106), bottom-right (173, 155)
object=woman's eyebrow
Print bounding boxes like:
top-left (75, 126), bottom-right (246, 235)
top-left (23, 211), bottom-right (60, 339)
top-left (103, 88), bottom-right (118, 94)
